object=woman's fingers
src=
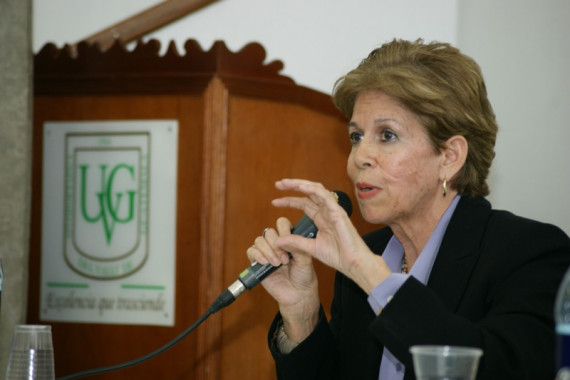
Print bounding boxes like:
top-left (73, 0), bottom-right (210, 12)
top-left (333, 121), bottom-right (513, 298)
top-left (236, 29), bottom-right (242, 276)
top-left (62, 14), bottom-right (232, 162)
top-left (246, 244), bottom-right (268, 265)
top-left (246, 223), bottom-right (292, 267)
top-left (276, 217), bottom-right (293, 235)
top-left (273, 179), bottom-right (343, 219)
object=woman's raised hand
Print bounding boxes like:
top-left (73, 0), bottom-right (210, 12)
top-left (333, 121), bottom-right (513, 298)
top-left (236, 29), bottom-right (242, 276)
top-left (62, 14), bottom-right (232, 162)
top-left (270, 179), bottom-right (391, 294)
top-left (246, 179), bottom-right (390, 341)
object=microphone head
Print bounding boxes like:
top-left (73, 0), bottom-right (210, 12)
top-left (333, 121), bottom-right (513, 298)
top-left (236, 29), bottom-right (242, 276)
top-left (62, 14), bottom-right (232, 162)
top-left (332, 190), bottom-right (352, 217)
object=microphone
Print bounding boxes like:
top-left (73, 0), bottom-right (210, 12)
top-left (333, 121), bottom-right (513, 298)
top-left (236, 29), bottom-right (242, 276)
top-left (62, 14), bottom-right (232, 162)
top-left (208, 190), bottom-right (353, 313)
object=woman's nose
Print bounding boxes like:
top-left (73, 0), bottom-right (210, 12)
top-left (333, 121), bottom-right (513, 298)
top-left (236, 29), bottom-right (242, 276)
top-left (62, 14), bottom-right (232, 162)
top-left (351, 140), bottom-right (374, 169)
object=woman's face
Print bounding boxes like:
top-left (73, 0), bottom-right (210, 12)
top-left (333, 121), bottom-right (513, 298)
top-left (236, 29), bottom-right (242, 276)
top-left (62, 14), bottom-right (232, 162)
top-left (347, 90), bottom-right (444, 226)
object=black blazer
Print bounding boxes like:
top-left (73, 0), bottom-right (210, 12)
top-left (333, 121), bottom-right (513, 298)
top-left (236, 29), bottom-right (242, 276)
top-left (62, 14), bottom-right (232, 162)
top-left (268, 196), bottom-right (570, 379)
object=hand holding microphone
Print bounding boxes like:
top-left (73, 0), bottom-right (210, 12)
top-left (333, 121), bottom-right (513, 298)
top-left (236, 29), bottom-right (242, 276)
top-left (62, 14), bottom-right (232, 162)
top-left (208, 189), bottom-right (352, 313)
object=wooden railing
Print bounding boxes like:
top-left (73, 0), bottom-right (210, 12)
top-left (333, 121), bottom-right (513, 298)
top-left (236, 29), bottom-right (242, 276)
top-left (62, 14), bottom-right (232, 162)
top-left (73, 0), bottom-right (219, 52)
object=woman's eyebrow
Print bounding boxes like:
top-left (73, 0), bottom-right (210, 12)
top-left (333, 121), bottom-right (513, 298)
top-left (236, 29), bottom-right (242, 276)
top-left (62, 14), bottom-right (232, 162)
top-left (347, 118), bottom-right (398, 129)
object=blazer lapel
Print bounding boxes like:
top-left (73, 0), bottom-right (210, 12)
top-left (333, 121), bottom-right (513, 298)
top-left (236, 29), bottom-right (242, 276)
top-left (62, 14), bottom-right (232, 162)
top-left (426, 197), bottom-right (492, 312)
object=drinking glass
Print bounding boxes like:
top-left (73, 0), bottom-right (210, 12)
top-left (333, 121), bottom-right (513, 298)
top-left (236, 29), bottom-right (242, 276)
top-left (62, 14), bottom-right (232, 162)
top-left (557, 367), bottom-right (570, 380)
top-left (410, 345), bottom-right (483, 380)
top-left (5, 325), bottom-right (55, 380)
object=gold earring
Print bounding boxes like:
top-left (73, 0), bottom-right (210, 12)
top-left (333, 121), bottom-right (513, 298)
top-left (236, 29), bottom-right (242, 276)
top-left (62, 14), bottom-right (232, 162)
top-left (442, 179), bottom-right (447, 197)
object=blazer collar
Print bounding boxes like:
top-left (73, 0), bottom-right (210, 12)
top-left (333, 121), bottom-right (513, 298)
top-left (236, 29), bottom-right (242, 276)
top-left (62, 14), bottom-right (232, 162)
top-left (426, 196), bottom-right (492, 311)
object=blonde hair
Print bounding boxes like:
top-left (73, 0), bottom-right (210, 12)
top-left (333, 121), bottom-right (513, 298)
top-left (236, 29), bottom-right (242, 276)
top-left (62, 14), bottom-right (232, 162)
top-left (333, 39), bottom-right (497, 197)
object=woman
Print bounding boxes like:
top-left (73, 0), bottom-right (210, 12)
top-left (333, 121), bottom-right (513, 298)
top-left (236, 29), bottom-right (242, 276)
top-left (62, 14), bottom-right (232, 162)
top-left (247, 39), bottom-right (570, 379)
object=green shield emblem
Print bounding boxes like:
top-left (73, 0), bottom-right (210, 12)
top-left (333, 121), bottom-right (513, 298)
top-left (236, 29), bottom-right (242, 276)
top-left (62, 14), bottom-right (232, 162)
top-left (64, 132), bottom-right (149, 279)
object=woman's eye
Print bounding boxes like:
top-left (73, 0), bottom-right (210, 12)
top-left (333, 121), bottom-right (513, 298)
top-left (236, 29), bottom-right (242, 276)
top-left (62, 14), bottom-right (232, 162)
top-left (381, 129), bottom-right (397, 142)
top-left (349, 131), bottom-right (363, 144)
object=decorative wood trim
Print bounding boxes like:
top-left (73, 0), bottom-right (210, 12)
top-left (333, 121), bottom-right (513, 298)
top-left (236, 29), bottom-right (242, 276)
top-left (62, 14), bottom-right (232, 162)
top-left (35, 39), bottom-right (292, 88)
top-left (74, 0), bottom-right (220, 52)
top-left (196, 76), bottom-right (229, 379)
top-left (34, 39), bottom-right (343, 118)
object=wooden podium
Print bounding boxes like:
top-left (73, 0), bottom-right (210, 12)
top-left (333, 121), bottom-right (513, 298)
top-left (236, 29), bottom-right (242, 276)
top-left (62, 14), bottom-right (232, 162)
top-left (30, 40), bottom-right (374, 379)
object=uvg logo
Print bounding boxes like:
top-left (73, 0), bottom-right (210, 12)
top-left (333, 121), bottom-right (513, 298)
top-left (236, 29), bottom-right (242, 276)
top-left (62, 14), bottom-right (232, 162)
top-left (79, 164), bottom-right (136, 245)
top-left (65, 133), bottom-right (149, 280)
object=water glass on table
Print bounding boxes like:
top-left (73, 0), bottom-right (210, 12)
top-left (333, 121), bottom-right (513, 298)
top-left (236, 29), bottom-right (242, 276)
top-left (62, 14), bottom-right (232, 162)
top-left (5, 325), bottom-right (55, 380)
top-left (410, 345), bottom-right (483, 380)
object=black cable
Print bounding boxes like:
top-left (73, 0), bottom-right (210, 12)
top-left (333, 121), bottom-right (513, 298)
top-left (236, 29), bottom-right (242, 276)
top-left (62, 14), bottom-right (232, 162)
top-left (56, 290), bottom-right (236, 380)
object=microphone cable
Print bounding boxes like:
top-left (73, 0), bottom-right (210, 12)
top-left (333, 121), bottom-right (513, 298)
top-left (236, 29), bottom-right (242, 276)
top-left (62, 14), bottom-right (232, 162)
top-left (56, 292), bottom-right (236, 380)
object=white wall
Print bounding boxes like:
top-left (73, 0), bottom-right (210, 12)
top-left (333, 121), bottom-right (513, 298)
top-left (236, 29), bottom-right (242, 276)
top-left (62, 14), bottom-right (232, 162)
top-left (458, 0), bottom-right (570, 234)
top-left (33, 0), bottom-right (570, 234)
